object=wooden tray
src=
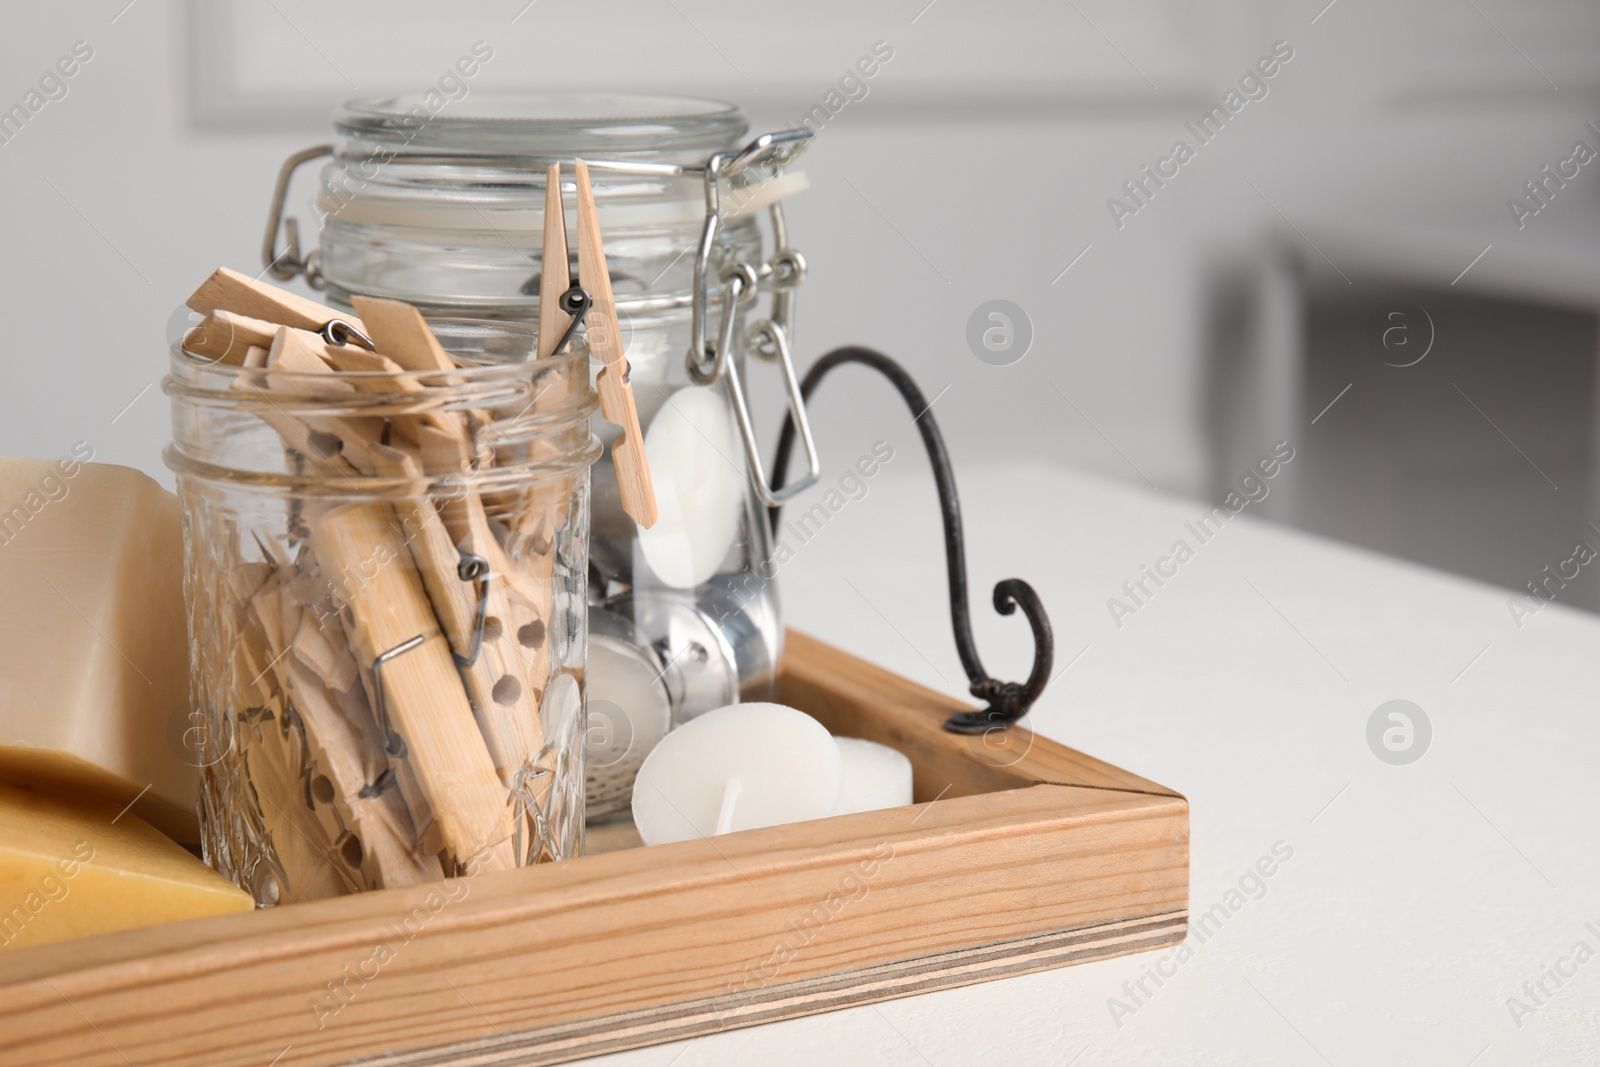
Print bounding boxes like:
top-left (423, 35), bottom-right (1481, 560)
top-left (0, 631), bottom-right (1188, 1067)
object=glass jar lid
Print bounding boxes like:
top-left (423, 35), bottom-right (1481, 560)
top-left (315, 93), bottom-right (760, 317)
top-left (332, 93), bottom-right (748, 161)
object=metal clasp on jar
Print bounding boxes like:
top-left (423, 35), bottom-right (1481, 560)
top-left (684, 132), bottom-right (822, 507)
top-left (262, 144), bottom-right (334, 287)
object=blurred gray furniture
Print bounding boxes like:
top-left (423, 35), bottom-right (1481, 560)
top-left (1208, 227), bottom-right (1600, 611)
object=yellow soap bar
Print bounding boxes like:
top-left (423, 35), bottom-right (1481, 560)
top-left (0, 780), bottom-right (252, 951)
top-left (0, 451), bottom-right (198, 842)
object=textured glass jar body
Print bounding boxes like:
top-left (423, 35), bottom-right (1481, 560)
top-left (165, 333), bottom-right (598, 905)
top-left (311, 95), bottom-right (784, 821)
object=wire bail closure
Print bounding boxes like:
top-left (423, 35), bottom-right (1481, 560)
top-left (684, 133), bottom-right (822, 508)
top-left (263, 144), bottom-right (333, 288)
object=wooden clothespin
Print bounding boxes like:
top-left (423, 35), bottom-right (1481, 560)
top-left (349, 295), bottom-right (455, 373)
top-left (537, 163), bottom-right (571, 362)
top-left (188, 267), bottom-right (366, 337)
top-left (573, 159), bottom-right (657, 529)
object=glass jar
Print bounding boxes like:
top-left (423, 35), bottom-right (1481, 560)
top-left (264, 94), bottom-right (820, 821)
top-left (164, 324), bottom-right (597, 905)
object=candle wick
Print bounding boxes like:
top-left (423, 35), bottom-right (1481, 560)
top-left (713, 777), bottom-right (743, 836)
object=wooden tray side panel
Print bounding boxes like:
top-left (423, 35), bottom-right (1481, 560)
top-left (369, 916), bottom-right (1187, 1066)
top-left (779, 630), bottom-right (1180, 800)
top-left (0, 787), bottom-right (1185, 1067)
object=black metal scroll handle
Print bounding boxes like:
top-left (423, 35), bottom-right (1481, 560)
top-left (768, 346), bottom-right (1055, 734)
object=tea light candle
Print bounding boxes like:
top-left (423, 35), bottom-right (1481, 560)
top-left (832, 737), bottom-right (914, 815)
top-left (631, 703), bottom-right (842, 846)
top-left (583, 633), bottom-right (673, 816)
top-left (637, 386), bottom-right (743, 589)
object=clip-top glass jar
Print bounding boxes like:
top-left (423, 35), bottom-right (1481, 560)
top-left (263, 94), bottom-right (822, 820)
top-left (166, 323), bottom-right (597, 904)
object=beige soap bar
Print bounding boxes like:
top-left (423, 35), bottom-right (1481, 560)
top-left (0, 780), bottom-right (251, 951)
top-left (0, 452), bottom-right (198, 841)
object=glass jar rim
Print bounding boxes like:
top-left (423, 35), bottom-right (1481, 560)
top-left (164, 364), bottom-right (599, 493)
top-left (161, 438), bottom-right (601, 495)
top-left (163, 316), bottom-right (601, 491)
top-left (333, 92), bottom-right (748, 156)
top-left (162, 344), bottom-right (597, 415)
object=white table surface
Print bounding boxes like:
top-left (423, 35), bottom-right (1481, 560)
top-left (585, 460), bottom-right (1600, 1067)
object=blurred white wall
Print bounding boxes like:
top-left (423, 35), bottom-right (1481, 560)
top-left (2, 0), bottom-right (1597, 499)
